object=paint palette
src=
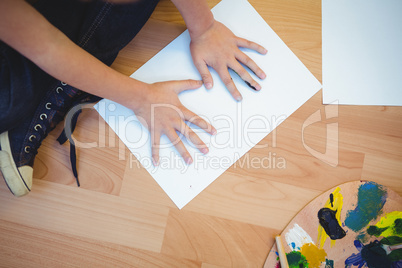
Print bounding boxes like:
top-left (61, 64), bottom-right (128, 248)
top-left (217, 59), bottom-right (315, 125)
top-left (264, 181), bottom-right (402, 268)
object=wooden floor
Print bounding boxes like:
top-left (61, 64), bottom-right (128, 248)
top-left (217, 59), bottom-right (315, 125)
top-left (1, 0), bottom-right (401, 267)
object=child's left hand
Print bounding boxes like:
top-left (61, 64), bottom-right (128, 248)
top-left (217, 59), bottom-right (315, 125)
top-left (189, 20), bottom-right (267, 101)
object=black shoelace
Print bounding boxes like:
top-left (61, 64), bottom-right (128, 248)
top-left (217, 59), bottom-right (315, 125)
top-left (57, 93), bottom-right (100, 187)
top-left (25, 84), bottom-right (93, 187)
top-left (57, 106), bottom-right (82, 187)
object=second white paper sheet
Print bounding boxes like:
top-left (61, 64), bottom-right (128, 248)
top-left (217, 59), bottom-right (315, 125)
top-left (322, 0), bottom-right (402, 105)
top-left (96, 0), bottom-right (322, 209)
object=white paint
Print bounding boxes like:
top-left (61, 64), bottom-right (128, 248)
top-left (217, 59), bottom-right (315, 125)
top-left (285, 223), bottom-right (315, 250)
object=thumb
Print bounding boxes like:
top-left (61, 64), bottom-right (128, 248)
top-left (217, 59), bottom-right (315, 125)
top-left (174, 79), bottom-right (203, 94)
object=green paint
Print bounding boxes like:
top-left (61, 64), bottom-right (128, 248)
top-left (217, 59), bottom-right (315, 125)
top-left (325, 259), bottom-right (334, 268)
top-left (367, 212), bottom-right (402, 237)
top-left (388, 249), bottom-right (402, 262)
top-left (381, 237), bottom-right (402, 263)
top-left (381, 236), bottom-right (402, 246)
top-left (367, 225), bottom-right (388, 236)
top-left (394, 218), bottom-right (402, 234)
top-left (286, 251), bottom-right (308, 268)
top-left (345, 182), bottom-right (387, 232)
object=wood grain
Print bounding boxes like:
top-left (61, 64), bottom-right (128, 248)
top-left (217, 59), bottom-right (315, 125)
top-left (0, 0), bottom-right (401, 267)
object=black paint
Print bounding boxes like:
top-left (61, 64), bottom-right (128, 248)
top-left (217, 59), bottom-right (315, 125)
top-left (245, 81), bottom-right (257, 91)
top-left (330, 193), bottom-right (334, 207)
top-left (361, 240), bottom-right (392, 268)
top-left (318, 208), bottom-right (346, 240)
top-left (230, 68), bottom-right (258, 91)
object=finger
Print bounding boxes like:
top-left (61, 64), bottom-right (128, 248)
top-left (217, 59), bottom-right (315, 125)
top-left (194, 61), bottom-right (213, 89)
top-left (183, 108), bottom-right (217, 135)
top-left (236, 37), bottom-right (267, 55)
top-left (235, 51), bottom-right (266, 80)
top-left (151, 130), bottom-right (161, 166)
top-left (217, 66), bottom-right (243, 101)
top-left (173, 79), bottom-right (203, 94)
top-left (230, 62), bottom-right (261, 91)
top-left (181, 125), bottom-right (209, 154)
top-left (166, 129), bottom-right (193, 164)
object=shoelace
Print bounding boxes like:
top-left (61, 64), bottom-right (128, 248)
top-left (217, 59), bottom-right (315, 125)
top-left (57, 93), bottom-right (100, 187)
top-left (56, 103), bottom-right (82, 187)
top-left (24, 83), bottom-right (96, 187)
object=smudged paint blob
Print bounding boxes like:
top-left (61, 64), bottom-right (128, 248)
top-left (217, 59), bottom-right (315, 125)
top-left (318, 208), bottom-right (346, 240)
top-left (356, 231), bottom-right (370, 243)
top-left (381, 235), bottom-right (402, 246)
top-left (285, 223), bottom-right (314, 250)
top-left (318, 187), bottom-right (344, 248)
top-left (345, 239), bottom-right (402, 268)
top-left (325, 259), bottom-right (334, 268)
top-left (345, 240), bottom-right (368, 268)
top-left (367, 211), bottom-right (402, 237)
top-left (286, 251), bottom-right (308, 268)
top-left (361, 240), bottom-right (392, 267)
top-left (345, 182), bottom-right (387, 232)
top-left (300, 243), bottom-right (327, 268)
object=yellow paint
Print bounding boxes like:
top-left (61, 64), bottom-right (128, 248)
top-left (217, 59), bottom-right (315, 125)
top-left (317, 187), bottom-right (344, 248)
top-left (300, 243), bottom-right (327, 268)
top-left (372, 211), bottom-right (402, 237)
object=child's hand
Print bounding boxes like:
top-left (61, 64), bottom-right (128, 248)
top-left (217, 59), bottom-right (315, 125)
top-left (190, 20), bottom-right (267, 101)
top-left (130, 79), bottom-right (216, 166)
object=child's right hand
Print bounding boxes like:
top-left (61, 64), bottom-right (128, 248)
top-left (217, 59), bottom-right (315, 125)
top-left (126, 79), bottom-right (217, 166)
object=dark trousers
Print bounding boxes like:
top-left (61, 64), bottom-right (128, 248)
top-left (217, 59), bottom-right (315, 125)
top-left (0, 0), bottom-right (159, 133)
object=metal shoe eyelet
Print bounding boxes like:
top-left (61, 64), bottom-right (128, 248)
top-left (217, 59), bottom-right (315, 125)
top-left (61, 81), bottom-right (67, 86)
top-left (40, 113), bottom-right (47, 120)
top-left (45, 102), bottom-right (51, 110)
top-left (56, 87), bottom-right (64, 94)
top-left (29, 135), bottom-right (36, 142)
top-left (34, 124), bottom-right (42, 131)
top-left (24, 146), bottom-right (30, 153)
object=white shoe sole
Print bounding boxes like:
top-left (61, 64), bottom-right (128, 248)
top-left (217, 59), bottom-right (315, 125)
top-left (0, 131), bottom-right (32, 197)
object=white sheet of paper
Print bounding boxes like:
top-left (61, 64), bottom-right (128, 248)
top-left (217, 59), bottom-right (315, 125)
top-left (322, 0), bottom-right (402, 106)
top-left (95, 0), bottom-right (321, 209)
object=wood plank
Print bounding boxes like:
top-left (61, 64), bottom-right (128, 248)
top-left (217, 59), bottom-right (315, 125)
top-left (0, 220), bottom-right (200, 268)
top-left (0, 179), bottom-right (169, 252)
top-left (161, 209), bottom-right (276, 267)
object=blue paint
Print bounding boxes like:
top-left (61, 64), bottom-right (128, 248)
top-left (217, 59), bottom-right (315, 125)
top-left (345, 182), bottom-right (387, 232)
top-left (354, 239), bottom-right (363, 252)
top-left (345, 240), bottom-right (366, 268)
top-left (291, 242), bottom-right (296, 250)
top-left (345, 253), bottom-right (365, 268)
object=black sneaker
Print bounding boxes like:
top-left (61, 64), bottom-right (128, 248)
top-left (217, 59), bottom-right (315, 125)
top-left (0, 82), bottom-right (100, 196)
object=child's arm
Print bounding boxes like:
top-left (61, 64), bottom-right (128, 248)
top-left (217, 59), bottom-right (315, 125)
top-left (171, 0), bottom-right (268, 101)
top-left (0, 0), bottom-right (215, 165)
